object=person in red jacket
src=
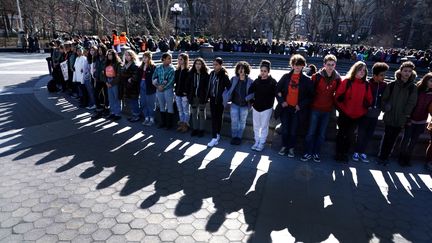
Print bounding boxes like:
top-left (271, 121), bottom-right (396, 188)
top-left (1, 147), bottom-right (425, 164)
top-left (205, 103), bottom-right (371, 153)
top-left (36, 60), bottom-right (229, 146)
top-left (301, 54), bottom-right (341, 162)
top-left (334, 61), bottom-right (373, 162)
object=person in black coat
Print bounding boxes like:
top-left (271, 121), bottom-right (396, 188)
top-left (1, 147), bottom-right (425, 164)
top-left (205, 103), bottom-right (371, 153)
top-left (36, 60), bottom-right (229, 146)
top-left (174, 53), bottom-right (190, 133)
top-left (136, 51), bottom-right (157, 126)
top-left (120, 50), bottom-right (139, 122)
top-left (188, 57), bottom-right (210, 137)
top-left (275, 54), bottom-right (314, 157)
top-left (206, 57), bottom-right (231, 147)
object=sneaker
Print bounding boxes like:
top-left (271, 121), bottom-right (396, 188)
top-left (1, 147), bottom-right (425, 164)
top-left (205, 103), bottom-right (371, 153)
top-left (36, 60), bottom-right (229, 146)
top-left (255, 143), bottom-right (265, 152)
top-left (278, 147), bottom-right (288, 156)
top-left (377, 157), bottom-right (389, 166)
top-left (301, 154), bottom-right (312, 161)
top-left (106, 114), bottom-right (116, 120)
top-left (251, 142), bottom-right (259, 151)
top-left (112, 115), bottom-right (122, 121)
top-left (129, 116), bottom-right (140, 122)
top-left (191, 129), bottom-right (199, 137)
top-left (207, 138), bottom-right (219, 147)
top-left (142, 118), bottom-right (150, 126)
top-left (352, 152), bottom-right (360, 162)
top-left (147, 119), bottom-right (154, 126)
top-left (197, 130), bottom-right (205, 137)
top-left (230, 138), bottom-right (237, 145)
top-left (313, 154), bottom-right (321, 163)
top-left (287, 148), bottom-right (295, 158)
top-left (86, 105), bottom-right (96, 110)
top-left (360, 153), bottom-right (369, 163)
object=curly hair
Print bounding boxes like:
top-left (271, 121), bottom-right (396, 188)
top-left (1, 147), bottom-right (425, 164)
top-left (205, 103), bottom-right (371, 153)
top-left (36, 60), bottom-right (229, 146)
top-left (234, 61), bottom-right (251, 76)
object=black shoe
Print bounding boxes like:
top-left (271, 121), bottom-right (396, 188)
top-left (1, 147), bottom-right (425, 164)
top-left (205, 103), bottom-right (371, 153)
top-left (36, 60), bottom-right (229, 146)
top-left (129, 116), bottom-right (140, 123)
top-left (191, 129), bottom-right (199, 137)
top-left (197, 130), bottom-right (205, 137)
top-left (235, 137), bottom-right (242, 145)
top-left (230, 138), bottom-right (237, 145)
top-left (91, 111), bottom-right (102, 120)
top-left (112, 115), bottom-right (122, 121)
top-left (165, 113), bottom-right (173, 130)
top-left (106, 114), bottom-right (116, 120)
top-left (377, 157), bottom-right (389, 166)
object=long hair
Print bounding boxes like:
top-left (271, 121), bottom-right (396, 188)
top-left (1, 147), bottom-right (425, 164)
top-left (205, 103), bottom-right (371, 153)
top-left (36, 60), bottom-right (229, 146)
top-left (177, 53), bottom-right (190, 70)
top-left (190, 58), bottom-right (209, 74)
top-left (124, 49), bottom-right (138, 64)
top-left (416, 72), bottom-right (432, 92)
top-left (140, 51), bottom-right (154, 70)
top-left (346, 61), bottom-right (368, 82)
top-left (105, 49), bottom-right (122, 67)
top-left (97, 44), bottom-right (108, 58)
top-left (87, 45), bottom-right (98, 64)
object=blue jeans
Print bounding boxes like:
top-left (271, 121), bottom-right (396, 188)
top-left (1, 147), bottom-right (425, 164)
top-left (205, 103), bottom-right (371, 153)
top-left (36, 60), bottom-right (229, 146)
top-left (156, 88), bottom-right (174, 113)
top-left (127, 98), bottom-right (140, 117)
top-left (230, 104), bottom-right (249, 138)
top-left (139, 80), bottom-right (156, 118)
top-left (281, 107), bottom-right (299, 149)
top-left (84, 78), bottom-right (95, 107)
top-left (176, 95), bottom-right (190, 123)
top-left (304, 110), bottom-right (330, 155)
top-left (107, 84), bottom-right (121, 115)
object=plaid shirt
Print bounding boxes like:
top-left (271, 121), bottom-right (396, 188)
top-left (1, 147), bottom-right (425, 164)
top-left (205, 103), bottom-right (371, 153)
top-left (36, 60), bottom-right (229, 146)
top-left (152, 64), bottom-right (175, 91)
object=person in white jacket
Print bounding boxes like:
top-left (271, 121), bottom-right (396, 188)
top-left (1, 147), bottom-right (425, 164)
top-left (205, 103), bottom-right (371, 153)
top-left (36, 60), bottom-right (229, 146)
top-left (73, 46), bottom-right (90, 108)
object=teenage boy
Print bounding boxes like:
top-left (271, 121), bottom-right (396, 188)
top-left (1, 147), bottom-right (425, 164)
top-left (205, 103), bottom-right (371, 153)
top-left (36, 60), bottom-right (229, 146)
top-left (276, 54), bottom-right (314, 157)
top-left (301, 54), bottom-right (341, 162)
top-left (352, 62), bottom-right (389, 163)
top-left (378, 61), bottom-right (418, 165)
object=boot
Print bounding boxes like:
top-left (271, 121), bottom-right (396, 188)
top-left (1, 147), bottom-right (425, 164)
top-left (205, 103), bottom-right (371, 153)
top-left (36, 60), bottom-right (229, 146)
top-left (181, 123), bottom-right (189, 133)
top-left (158, 112), bottom-right (167, 129)
top-left (165, 113), bottom-right (173, 130)
top-left (176, 122), bottom-right (184, 132)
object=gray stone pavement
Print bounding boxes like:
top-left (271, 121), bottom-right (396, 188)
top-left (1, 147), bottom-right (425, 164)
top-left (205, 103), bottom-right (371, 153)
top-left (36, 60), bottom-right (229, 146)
top-left (0, 53), bottom-right (431, 243)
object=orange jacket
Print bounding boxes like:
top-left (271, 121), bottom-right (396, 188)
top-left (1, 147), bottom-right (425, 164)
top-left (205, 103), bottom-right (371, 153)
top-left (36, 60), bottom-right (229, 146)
top-left (112, 34), bottom-right (120, 46)
top-left (119, 35), bottom-right (127, 45)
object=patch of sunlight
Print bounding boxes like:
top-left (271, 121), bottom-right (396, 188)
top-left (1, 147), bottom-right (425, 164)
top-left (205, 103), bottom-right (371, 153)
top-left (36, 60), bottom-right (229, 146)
top-left (332, 170), bottom-right (336, 181)
top-left (0, 143), bottom-right (21, 154)
top-left (178, 142), bottom-right (190, 150)
top-left (270, 228), bottom-right (296, 243)
top-left (246, 155), bottom-right (271, 194)
top-left (0, 115), bottom-right (11, 122)
top-left (0, 128), bottom-right (23, 138)
top-left (323, 195), bottom-right (333, 208)
top-left (409, 173), bottom-right (421, 189)
top-left (418, 174), bottom-right (432, 192)
top-left (387, 171), bottom-right (398, 189)
top-left (370, 170), bottom-right (391, 204)
top-left (395, 172), bottom-right (414, 197)
top-left (94, 122), bottom-right (118, 133)
top-left (141, 135), bottom-right (153, 142)
top-left (321, 233), bottom-right (339, 243)
top-left (177, 143), bottom-right (207, 164)
top-left (341, 170), bottom-right (345, 176)
top-left (198, 147), bottom-right (224, 170)
top-left (72, 112), bottom-right (91, 120)
top-left (164, 139), bottom-right (182, 153)
top-left (223, 151), bottom-right (249, 180)
top-left (349, 167), bottom-right (358, 187)
top-left (78, 118), bottom-right (106, 129)
top-left (133, 142), bottom-right (155, 156)
top-left (113, 126), bottom-right (131, 135)
top-left (111, 131), bottom-right (145, 152)
top-left (0, 134), bottom-right (22, 145)
top-left (392, 233), bottom-right (411, 243)
top-left (61, 107), bottom-right (78, 112)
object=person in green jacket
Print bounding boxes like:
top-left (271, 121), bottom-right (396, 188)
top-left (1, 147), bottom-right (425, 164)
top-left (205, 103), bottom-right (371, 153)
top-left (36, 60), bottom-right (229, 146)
top-left (378, 61), bottom-right (418, 165)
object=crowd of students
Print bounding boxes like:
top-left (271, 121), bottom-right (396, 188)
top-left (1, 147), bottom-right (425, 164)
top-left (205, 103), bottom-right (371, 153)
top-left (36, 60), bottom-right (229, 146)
top-left (48, 40), bottom-right (432, 171)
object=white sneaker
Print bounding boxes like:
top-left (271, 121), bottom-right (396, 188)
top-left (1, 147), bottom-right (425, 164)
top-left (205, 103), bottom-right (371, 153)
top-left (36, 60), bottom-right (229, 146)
top-left (251, 142), bottom-right (259, 151)
top-left (86, 105), bottom-right (96, 110)
top-left (207, 138), bottom-right (219, 147)
top-left (147, 118), bottom-right (154, 126)
top-left (142, 118), bottom-right (150, 126)
top-left (255, 143), bottom-right (265, 152)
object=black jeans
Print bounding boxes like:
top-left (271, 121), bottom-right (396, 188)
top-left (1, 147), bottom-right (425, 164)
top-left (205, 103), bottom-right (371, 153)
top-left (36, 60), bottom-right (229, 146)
top-left (280, 106), bottom-right (299, 149)
top-left (399, 123), bottom-right (425, 160)
top-left (336, 112), bottom-right (361, 156)
top-left (94, 81), bottom-right (108, 110)
top-left (355, 116), bottom-right (379, 154)
top-left (379, 125), bottom-right (402, 160)
top-left (210, 97), bottom-right (224, 138)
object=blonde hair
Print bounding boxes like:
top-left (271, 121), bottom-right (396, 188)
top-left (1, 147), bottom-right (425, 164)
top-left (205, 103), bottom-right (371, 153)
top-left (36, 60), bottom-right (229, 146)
top-left (124, 49), bottom-right (138, 63)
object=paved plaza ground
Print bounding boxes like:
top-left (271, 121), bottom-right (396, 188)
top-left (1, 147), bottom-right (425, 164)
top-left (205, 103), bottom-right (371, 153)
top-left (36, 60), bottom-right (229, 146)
top-left (0, 53), bottom-right (431, 243)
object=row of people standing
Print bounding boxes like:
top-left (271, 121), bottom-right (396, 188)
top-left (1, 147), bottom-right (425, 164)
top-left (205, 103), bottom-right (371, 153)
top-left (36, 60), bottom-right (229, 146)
top-left (63, 44), bottom-right (432, 169)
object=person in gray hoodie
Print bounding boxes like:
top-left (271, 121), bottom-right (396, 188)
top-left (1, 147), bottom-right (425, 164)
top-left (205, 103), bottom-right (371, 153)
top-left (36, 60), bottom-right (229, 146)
top-left (378, 61), bottom-right (418, 165)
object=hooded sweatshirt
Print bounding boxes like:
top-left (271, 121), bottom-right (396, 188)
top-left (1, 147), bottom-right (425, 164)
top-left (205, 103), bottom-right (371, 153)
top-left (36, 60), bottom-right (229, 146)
top-left (311, 69), bottom-right (341, 112)
top-left (382, 70), bottom-right (418, 127)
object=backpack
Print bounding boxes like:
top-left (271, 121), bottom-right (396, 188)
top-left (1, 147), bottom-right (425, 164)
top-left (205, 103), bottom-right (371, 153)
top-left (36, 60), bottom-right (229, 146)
top-left (47, 79), bottom-right (58, 93)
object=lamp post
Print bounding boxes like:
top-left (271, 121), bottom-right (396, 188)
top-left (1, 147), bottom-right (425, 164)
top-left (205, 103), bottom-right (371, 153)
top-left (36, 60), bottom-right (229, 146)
top-left (170, 3), bottom-right (183, 37)
top-left (16, 0), bottom-right (24, 48)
